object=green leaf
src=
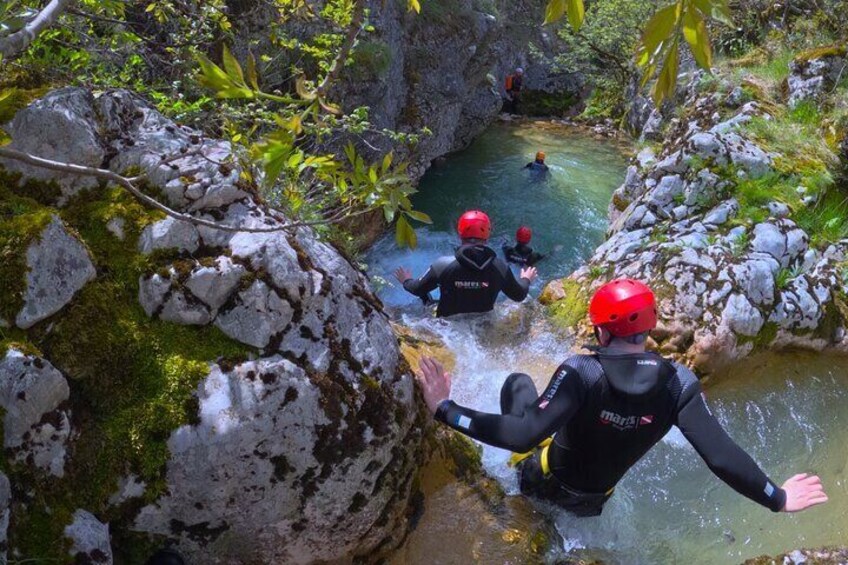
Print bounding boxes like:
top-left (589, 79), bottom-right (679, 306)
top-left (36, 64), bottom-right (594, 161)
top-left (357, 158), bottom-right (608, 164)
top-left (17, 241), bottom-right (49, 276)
top-left (405, 210), bottom-right (433, 224)
top-left (693, 0), bottom-right (733, 25)
top-left (652, 37), bottom-right (679, 106)
top-left (636, 2), bottom-right (681, 67)
top-left (565, 0), bottom-right (584, 32)
top-left (246, 51), bottom-right (260, 91)
top-left (384, 206), bottom-right (396, 223)
top-left (683, 4), bottom-right (712, 69)
top-left (396, 215), bottom-right (418, 249)
top-left (222, 45), bottom-right (244, 84)
top-left (543, 0), bottom-right (566, 24)
top-left (196, 53), bottom-right (231, 91)
top-left (382, 152), bottom-right (393, 174)
top-left (368, 166), bottom-right (378, 184)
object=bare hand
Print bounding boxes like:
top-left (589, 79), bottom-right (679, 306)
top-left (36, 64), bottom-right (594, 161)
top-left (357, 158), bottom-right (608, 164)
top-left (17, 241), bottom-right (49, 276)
top-left (415, 357), bottom-right (452, 415)
top-left (395, 267), bottom-right (412, 284)
top-left (520, 266), bottom-right (538, 282)
top-left (781, 473), bottom-right (828, 512)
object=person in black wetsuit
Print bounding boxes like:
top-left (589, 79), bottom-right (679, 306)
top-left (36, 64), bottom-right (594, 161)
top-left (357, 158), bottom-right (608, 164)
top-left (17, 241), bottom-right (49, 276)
top-left (394, 210), bottom-right (537, 317)
top-left (524, 151), bottom-right (550, 174)
top-left (415, 278), bottom-right (828, 517)
top-left (503, 226), bottom-right (545, 267)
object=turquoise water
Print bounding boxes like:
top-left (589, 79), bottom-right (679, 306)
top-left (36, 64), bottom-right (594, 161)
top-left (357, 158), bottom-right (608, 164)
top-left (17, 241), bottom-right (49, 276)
top-left (365, 121), bottom-right (627, 309)
top-left (368, 123), bottom-right (848, 564)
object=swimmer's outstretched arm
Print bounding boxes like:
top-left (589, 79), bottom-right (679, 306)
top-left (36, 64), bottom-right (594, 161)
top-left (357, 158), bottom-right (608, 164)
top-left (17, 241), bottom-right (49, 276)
top-left (676, 375), bottom-right (827, 512)
top-left (416, 357), bottom-right (584, 453)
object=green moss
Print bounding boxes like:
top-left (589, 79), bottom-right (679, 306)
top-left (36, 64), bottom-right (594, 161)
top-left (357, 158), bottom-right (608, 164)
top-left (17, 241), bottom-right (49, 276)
top-left (546, 280), bottom-right (589, 330)
top-left (795, 44), bottom-right (848, 63)
top-left (6, 187), bottom-right (256, 559)
top-left (0, 171), bottom-right (55, 322)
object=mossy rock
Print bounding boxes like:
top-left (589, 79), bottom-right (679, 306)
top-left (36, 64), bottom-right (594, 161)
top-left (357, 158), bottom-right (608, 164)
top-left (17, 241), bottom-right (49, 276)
top-left (5, 186), bottom-right (256, 560)
top-left (795, 45), bottom-right (848, 63)
top-left (0, 170), bottom-right (56, 323)
top-left (542, 279), bottom-right (589, 331)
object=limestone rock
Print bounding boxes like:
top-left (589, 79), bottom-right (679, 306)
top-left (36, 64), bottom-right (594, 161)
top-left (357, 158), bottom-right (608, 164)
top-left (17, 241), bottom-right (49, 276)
top-left (0, 89), bottom-right (104, 202)
top-left (788, 52), bottom-right (848, 107)
top-left (133, 355), bottom-right (419, 563)
top-left (64, 510), bottom-right (113, 564)
top-left (15, 216), bottom-right (96, 329)
top-left (703, 199), bottom-right (739, 226)
top-left (138, 217), bottom-right (200, 254)
top-left (214, 281), bottom-right (293, 349)
top-left (0, 350), bottom-right (71, 476)
top-left (184, 257), bottom-right (246, 310)
top-left (138, 272), bottom-right (172, 318)
top-left (722, 294), bottom-right (764, 336)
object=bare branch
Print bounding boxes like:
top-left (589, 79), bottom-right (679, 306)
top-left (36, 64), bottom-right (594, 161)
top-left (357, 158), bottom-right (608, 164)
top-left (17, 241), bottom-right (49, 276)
top-left (0, 146), bottom-right (365, 233)
top-left (0, 0), bottom-right (76, 58)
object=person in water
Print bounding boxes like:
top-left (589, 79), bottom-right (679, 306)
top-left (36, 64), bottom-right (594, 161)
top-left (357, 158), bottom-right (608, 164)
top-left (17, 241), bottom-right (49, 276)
top-left (504, 67), bottom-right (524, 114)
top-left (415, 278), bottom-right (828, 517)
top-left (503, 226), bottom-right (545, 267)
top-left (524, 151), bottom-right (549, 173)
top-left (394, 210), bottom-right (537, 317)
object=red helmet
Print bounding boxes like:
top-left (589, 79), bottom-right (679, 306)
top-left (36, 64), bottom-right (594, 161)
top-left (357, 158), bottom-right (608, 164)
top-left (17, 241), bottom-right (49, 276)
top-left (457, 210), bottom-right (491, 240)
top-left (516, 226), bottom-right (532, 244)
top-left (589, 279), bottom-right (657, 337)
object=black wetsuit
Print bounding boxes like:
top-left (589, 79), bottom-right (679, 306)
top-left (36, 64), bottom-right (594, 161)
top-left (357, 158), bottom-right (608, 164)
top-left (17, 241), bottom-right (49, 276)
top-left (402, 244), bottom-right (530, 317)
top-left (503, 242), bottom-right (545, 267)
top-left (524, 161), bottom-right (550, 173)
top-left (435, 349), bottom-right (786, 516)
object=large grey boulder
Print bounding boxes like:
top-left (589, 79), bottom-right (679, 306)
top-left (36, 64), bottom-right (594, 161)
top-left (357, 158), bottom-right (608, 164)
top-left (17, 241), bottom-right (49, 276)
top-left (5, 88), bottom-right (424, 562)
top-left (15, 216), bottom-right (96, 329)
top-left (134, 355), bottom-right (418, 564)
top-left (0, 89), bottom-right (104, 202)
top-left (0, 350), bottom-right (71, 477)
top-left (64, 510), bottom-right (113, 564)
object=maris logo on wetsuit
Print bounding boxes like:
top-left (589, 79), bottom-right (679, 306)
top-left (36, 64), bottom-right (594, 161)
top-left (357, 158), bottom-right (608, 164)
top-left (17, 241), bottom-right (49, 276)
top-left (599, 410), bottom-right (655, 430)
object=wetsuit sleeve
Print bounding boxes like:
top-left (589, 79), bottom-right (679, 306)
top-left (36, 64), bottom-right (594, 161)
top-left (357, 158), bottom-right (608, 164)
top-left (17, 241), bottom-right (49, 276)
top-left (434, 362), bottom-right (586, 452)
top-left (675, 373), bottom-right (786, 512)
top-left (495, 259), bottom-right (530, 302)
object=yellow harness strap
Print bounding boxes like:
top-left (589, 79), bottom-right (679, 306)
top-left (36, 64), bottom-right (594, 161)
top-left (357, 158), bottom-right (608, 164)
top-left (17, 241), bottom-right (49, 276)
top-left (508, 437), bottom-right (553, 472)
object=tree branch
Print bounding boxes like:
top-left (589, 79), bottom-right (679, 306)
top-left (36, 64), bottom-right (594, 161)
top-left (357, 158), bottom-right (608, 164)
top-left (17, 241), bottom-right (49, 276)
top-left (0, 146), bottom-right (361, 233)
top-left (314, 0), bottom-right (367, 99)
top-left (0, 0), bottom-right (75, 58)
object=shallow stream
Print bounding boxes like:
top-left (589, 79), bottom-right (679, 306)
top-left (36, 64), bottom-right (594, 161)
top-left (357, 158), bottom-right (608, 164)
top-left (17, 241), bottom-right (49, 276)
top-left (365, 122), bottom-right (848, 564)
